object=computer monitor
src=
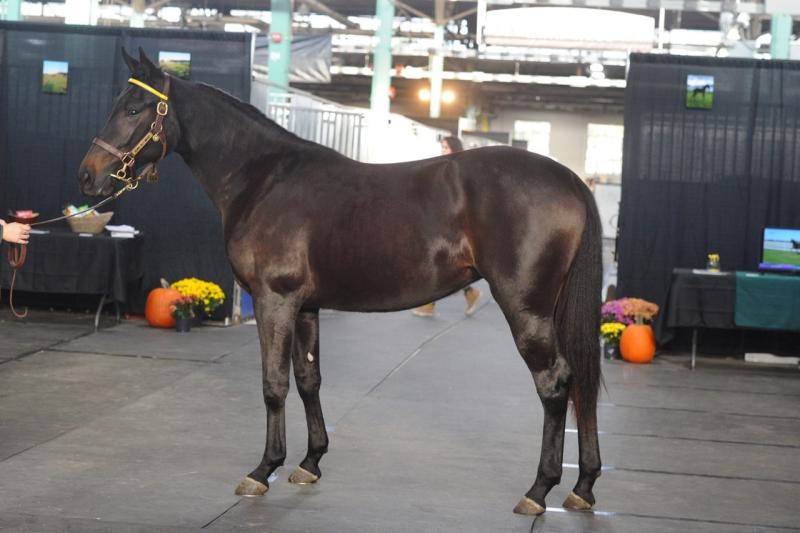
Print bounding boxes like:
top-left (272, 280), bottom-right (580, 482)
top-left (760, 227), bottom-right (800, 273)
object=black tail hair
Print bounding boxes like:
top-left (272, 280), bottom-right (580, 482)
top-left (556, 177), bottom-right (602, 428)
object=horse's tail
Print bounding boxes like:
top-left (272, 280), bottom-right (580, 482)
top-left (556, 177), bottom-right (603, 429)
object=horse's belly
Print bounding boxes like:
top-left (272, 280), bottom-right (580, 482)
top-left (309, 261), bottom-right (478, 312)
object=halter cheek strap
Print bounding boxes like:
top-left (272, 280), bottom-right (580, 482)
top-left (91, 74), bottom-right (172, 192)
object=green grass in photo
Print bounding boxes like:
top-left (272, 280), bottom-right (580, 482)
top-left (763, 249), bottom-right (800, 266)
top-left (160, 59), bottom-right (190, 79)
top-left (43, 72), bottom-right (68, 94)
top-left (686, 90), bottom-right (713, 110)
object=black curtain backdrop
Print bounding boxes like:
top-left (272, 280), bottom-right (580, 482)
top-left (0, 23), bottom-right (252, 316)
top-left (618, 54), bottom-right (800, 345)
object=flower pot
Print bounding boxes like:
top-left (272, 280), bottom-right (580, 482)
top-left (602, 341), bottom-right (620, 360)
top-left (619, 324), bottom-right (656, 364)
top-left (175, 317), bottom-right (193, 333)
top-left (192, 309), bottom-right (204, 327)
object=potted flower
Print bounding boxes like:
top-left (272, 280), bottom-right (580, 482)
top-left (170, 295), bottom-right (199, 333)
top-left (600, 321), bottom-right (626, 359)
top-left (171, 277), bottom-right (226, 324)
top-left (601, 298), bottom-right (659, 363)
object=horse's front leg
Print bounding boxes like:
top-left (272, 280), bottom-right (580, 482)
top-left (288, 309), bottom-right (329, 485)
top-left (235, 293), bottom-right (299, 496)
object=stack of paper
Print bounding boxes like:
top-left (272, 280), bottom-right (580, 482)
top-left (105, 224), bottom-right (140, 239)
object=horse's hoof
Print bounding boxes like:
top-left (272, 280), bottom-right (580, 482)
top-left (235, 476), bottom-right (269, 496)
top-left (513, 496), bottom-right (545, 516)
top-left (562, 492), bottom-right (592, 510)
top-left (288, 466), bottom-right (319, 485)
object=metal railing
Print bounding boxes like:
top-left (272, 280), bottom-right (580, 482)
top-left (250, 72), bottom-right (449, 163)
top-left (252, 73), bottom-right (365, 160)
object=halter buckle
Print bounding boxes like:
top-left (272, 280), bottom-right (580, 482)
top-left (121, 153), bottom-right (135, 168)
top-left (113, 167), bottom-right (129, 181)
top-left (156, 101), bottom-right (168, 116)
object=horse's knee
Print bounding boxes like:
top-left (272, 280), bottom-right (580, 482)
top-left (296, 376), bottom-right (321, 400)
top-left (263, 380), bottom-right (289, 408)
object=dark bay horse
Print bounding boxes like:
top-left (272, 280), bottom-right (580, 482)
top-left (77, 49), bottom-right (603, 516)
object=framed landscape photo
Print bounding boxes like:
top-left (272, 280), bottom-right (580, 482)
top-left (42, 60), bottom-right (69, 94)
top-left (159, 51), bottom-right (191, 79)
top-left (686, 74), bottom-right (714, 110)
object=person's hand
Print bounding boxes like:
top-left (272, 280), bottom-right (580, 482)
top-left (2, 222), bottom-right (31, 244)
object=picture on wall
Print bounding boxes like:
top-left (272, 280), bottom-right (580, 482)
top-left (42, 60), bottom-right (69, 94)
top-left (159, 51), bottom-right (191, 79)
top-left (686, 74), bottom-right (714, 109)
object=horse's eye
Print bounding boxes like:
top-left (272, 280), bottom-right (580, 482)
top-left (127, 107), bottom-right (138, 116)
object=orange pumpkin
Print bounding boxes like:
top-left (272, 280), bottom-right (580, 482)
top-left (619, 324), bottom-right (656, 364)
top-left (145, 287), bottom-right (181, 328)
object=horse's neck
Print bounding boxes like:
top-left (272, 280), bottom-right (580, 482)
top-left (171, 81), bottom-right (299, 218)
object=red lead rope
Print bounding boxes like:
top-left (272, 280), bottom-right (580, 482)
top-left (7, 243), bottom-right (28, 318)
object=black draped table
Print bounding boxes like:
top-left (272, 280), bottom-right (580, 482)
top-left (659, 268), bottom-right (800, 369)
top-left (0, 228), bottom-right (144, 328)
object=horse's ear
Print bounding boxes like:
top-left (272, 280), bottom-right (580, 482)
top-left (121, 47), bottom-right (139, 74)
top-left (138, 47), bottom-right (162, 80)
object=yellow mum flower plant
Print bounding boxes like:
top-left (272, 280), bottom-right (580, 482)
top-left (171, 277), bottom-right (225, 316)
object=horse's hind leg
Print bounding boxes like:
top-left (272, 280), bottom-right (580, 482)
top-left (235, 293), bottom-right (298, 496)
top-left (563, 408), bottom-right (600, 510)
top-left (288, 309), bottom-right (329, 485)
top-left (504, 311), bottom-right (571, 516)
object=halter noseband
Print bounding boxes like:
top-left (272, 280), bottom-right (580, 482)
top-left (92, 75), bottom-right (172, 193)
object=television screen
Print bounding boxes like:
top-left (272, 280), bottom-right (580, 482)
top-left (760, 227), bottom-right (800, 272)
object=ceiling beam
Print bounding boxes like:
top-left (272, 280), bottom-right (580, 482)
top-left (392, 0), bottom-right (429, 19)
top-left (300, 0), bottom-right (359, 29)
top-left (465, 0), bottom-right (800, 15)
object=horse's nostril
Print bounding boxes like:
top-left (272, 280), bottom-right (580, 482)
top-left (81, 171), bottom-right (92, 186)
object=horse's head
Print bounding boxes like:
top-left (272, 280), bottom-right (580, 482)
top-left (78, 48), bottom-right (178, 197)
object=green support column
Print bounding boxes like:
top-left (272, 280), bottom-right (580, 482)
top-left (370, 0), bottom-right (394, 115)
top-left (770, 14), bottom-right (792, 60)
top-left (4, 0), bottom-right (22, 21)
top-left (268, 0), bottom-right (292, 89)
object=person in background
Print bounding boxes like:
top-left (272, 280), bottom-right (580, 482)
top-left (0, 219), bottom-right (30, 245)
top-left (412, 136), bottom-right (483, 318)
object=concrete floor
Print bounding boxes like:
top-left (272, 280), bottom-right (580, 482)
top-left (1, 280), bottom-right (798, 532)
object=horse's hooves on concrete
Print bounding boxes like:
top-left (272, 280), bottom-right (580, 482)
top-left (288, 467), bottom-right (319, 485)
top-left (562, 492), bottom-right (593, 510)
top-left (235, 476), bottom-right (269, 496)
top-left (513, 496), bottom-right (545, 516)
